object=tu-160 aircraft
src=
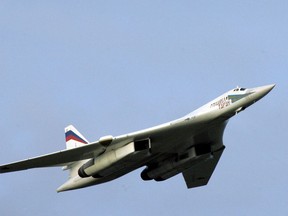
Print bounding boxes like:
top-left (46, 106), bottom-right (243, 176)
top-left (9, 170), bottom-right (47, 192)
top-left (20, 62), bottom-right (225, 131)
top-left (0, 84), bottom-right (275, 192)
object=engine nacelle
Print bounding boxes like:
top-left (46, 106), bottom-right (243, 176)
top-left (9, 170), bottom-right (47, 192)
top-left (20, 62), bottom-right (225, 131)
top-left (141, 145), bottom-right (212, 181)
top-left (79, 139), bottom-right (150, 178)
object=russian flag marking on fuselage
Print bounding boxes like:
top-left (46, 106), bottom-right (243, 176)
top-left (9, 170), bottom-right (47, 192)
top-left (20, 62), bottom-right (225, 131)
top-left (65, 130), bottom-right (88, 144)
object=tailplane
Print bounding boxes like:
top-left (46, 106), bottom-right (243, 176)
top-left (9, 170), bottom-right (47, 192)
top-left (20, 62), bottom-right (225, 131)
top-left (65, 125), bottom-right (89, 149)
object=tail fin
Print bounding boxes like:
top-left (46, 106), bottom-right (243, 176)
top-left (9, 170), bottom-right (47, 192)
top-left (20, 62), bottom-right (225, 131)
top-left (65, 125), bottom-right (89, 149)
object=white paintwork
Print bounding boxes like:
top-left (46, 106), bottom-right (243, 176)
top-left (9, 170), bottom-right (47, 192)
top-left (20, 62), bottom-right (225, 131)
top-left (0, 84), bottom-right (275, 192)
top-left (98, 135), bottom-right (114, 146)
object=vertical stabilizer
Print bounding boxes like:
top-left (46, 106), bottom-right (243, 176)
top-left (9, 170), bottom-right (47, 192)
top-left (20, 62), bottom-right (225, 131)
top-left (65, 125), bottom-right (89, 149)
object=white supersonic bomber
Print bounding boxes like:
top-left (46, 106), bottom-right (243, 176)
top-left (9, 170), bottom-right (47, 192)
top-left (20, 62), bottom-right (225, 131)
top-left (0, 84), bottom-right (275, 192)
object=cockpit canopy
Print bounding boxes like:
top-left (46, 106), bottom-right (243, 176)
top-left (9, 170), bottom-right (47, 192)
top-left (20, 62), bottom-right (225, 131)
top-left (233, 87), bottom-right (246, 92)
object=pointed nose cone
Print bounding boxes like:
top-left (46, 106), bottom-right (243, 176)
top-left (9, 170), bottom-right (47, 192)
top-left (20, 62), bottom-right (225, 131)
top-left (257, 84), bottom-right (276, 96)
top-left (250, 84), bottom-right (275, 102)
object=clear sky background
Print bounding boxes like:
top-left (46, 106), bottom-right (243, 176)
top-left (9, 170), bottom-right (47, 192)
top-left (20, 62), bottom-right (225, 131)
top-left (0, 1), bottom-right (287, 215)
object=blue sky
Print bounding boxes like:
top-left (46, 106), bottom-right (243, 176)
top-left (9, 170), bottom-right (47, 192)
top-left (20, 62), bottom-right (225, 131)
top-left (0, 1), bottom-right (287, 215)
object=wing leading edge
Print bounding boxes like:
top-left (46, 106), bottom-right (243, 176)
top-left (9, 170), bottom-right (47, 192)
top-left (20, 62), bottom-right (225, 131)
top-left (0, 141), bottom-right (106, 173)
top-left (182, 146), bottom-right (225, 188)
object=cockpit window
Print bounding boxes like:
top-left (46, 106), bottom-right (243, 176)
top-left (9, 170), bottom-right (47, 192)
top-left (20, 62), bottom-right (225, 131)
top-left (234, 87), bottom-right (246, 91)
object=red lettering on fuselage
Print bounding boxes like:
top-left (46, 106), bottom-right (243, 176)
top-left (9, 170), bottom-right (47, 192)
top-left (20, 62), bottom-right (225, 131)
top-left (210, 96), bottom-right (231, 110)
